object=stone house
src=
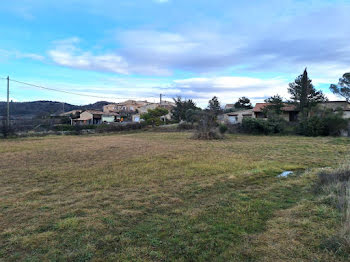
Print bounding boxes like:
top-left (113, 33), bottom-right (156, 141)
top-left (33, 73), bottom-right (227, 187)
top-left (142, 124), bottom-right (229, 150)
top-left (219, 109), bottom-right (254, 124)
top-left (253, 103), bottom-right (299, 122)
top-left (103, 100), bottom-right (149, 114)
top-left (71, 110), bottom-right (119, 125)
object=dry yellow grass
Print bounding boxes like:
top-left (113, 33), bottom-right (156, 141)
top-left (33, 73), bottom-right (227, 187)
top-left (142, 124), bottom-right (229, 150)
top-left (0, 132), bottom-right (349, 261)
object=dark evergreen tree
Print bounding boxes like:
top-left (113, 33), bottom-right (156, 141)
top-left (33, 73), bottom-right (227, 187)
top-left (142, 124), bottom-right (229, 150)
top-left (172, 97), bottom-right (200, 122)
top-left (288, 68), bottom-right (327, 117)
top-left (234, 97), bottom-right (253, 109)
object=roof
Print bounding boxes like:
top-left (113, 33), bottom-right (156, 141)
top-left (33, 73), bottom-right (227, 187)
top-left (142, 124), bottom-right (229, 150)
top-left (160, 101), bottom-right (175, 106)
top-left (322, 101), bottom-right (350, 104)
top-left (60, 110), bottom-right (82, 116)
top-left (225, 104), bottom-right (235, 109)
top-left (253, 103), bottom-right (298, 112)
top-left (85, 110), bottom-right (104, 115)
top-left (73, 115), bottom-right (93, 121)
top-left (319, 101), bottom-right (350, 111)
top-left (226, 109), bottom-right (253, 116)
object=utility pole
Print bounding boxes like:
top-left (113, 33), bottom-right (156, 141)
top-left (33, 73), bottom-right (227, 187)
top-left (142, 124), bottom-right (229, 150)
top-left (160, 93), bottom-right (162, 106)
top-left (6, 76), bottom-right (10, 128)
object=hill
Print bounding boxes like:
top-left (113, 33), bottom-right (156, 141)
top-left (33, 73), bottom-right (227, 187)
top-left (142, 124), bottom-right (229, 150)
top-left (0, 100), bottom-right (111, 118)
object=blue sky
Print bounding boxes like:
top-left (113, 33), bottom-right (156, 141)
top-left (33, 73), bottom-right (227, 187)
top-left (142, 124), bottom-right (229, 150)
top-left (0, 0), bottom-right (349, 106)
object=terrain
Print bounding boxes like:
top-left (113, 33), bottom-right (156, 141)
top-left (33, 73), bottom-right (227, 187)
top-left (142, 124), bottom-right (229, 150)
top-left (0, 132), bottom-right (349, 261)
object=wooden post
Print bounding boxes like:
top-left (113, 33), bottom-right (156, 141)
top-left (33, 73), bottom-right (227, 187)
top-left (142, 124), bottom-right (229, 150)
top-left (6, 76), bottom-right (10, 128)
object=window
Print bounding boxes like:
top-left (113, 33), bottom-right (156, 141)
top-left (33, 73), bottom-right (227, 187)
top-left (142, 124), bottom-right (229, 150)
top-left (255, 112), bottom-right (266, 119)
top-left (228, 115), bottom-right (238, 124)
top-left (289, 112), bottom-right (298, 122)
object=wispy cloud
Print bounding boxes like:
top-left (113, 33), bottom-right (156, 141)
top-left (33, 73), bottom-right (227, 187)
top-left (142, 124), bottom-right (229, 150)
top-left (0, 49), bottom-right (45, 62)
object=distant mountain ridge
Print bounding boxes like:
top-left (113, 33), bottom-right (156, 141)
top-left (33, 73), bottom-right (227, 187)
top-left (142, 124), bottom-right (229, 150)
top-left (0, 100), bottom-right (112, 118)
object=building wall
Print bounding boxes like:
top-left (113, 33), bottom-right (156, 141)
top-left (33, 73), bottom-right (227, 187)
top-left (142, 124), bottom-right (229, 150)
top-left (139, 103), bottom-right (158, 114)
top-left (222, 109), bottom-right (253, 124)
top-left (281, 112), bottom-right (291, 122)
top-left (79, 112), bottom-right (93, 121)
top-left (103, 105), bottom-right (110, 113)
top-left (343, 111), bottom-right (350, 119)
top-left (102, 115), bottom-right (115, 123)
top-left (319, 102), bottom-right (350, 111)
top-left (132, 115), bottom-right (141, 122)
top-left (254, 111), bottom-right (298, 122)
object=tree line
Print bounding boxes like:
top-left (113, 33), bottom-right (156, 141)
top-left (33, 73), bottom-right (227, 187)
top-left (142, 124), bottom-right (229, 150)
top-left (167, 69), bottom-right (350, 138)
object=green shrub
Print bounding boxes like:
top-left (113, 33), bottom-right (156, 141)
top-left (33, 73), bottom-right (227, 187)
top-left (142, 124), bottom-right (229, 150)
top-left (242, 118), bottom-right (269, 134)
top-left (266, 115), bottom-right (287, 134)
top-left (241, 117), bottom-right (286, 135)
top-left (53, 124), bottom-right (96, 132)
top-left (323, 113), bottom-right (349, 136)
top-left (177, 122), bottom-right (194, 130)
top-left (96, 122), bottom-right (145, 133)
top-left (219, 123), bottom-right (228, 134)
top-left (226, 123), bottom-right (240, 134)
top-left (1, 121), bottom-right (15, 138)
top-left (193, 111), bottom-right (222, 140)
top-left (53, 125), bottom-right (76, 131)
top-left (297, 116), bottom-right (325, 136)
top-left (141, 108), bottom-right (169, 127)
top-left (297, 111), bottom-right (348, 136)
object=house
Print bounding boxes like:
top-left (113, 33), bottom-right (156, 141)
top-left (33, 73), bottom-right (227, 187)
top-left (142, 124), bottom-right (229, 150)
top-left (133, 102), bottom-right (175, 123)
top-left (220, 109), bottom-right (254, 124)
top-left (103, 100), bottom-right (149, 114)
top-left (60, 110), bottom-right (82, 118)
top-left (224, 104), bottom-right (235, 110)
top-left (253, 103), bottom-right (299, 122)
top-left (130, 101), bottom-right (175, 122)
top-left (159, 100), bottom-right (176, 117)
top-left (138, 103), bottom-right (159, 114)
top-left (103, 100), bottom-right (175, 123)
top-left (71, 110), bottom-right (119, 125)
top-left (317, 101), bottom-right (350, 119)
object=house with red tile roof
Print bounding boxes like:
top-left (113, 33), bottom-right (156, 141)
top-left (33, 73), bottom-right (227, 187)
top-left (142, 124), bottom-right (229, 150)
top-left (253, 103), bottom-right (299, 122)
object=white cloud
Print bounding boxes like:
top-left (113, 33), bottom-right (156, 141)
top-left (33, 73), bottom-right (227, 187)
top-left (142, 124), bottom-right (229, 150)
top-left (164, 76), bottom-right (290, 106)
top-left (48, 37), bottom-right (171, 76)
top-left (0, 49), bottom-right (45, 62)
top-left (48, 38), bottom-right (129, 75)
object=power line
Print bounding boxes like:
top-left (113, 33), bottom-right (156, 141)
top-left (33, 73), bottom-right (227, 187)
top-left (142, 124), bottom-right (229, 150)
top-left (1, 77), bottom-right (197, 102)
top-left (4, 78), bottom-right (166, 101)
top-left (8, 78), bottom-right (146, 100)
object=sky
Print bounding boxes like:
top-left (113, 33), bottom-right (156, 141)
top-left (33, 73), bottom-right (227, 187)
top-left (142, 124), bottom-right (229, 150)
top-left (0, 0), bottom-right (350, 107)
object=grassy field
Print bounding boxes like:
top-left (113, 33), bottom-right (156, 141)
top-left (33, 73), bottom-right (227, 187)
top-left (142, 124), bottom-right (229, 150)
top-left (1, 132), bottom-right (350, 261)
